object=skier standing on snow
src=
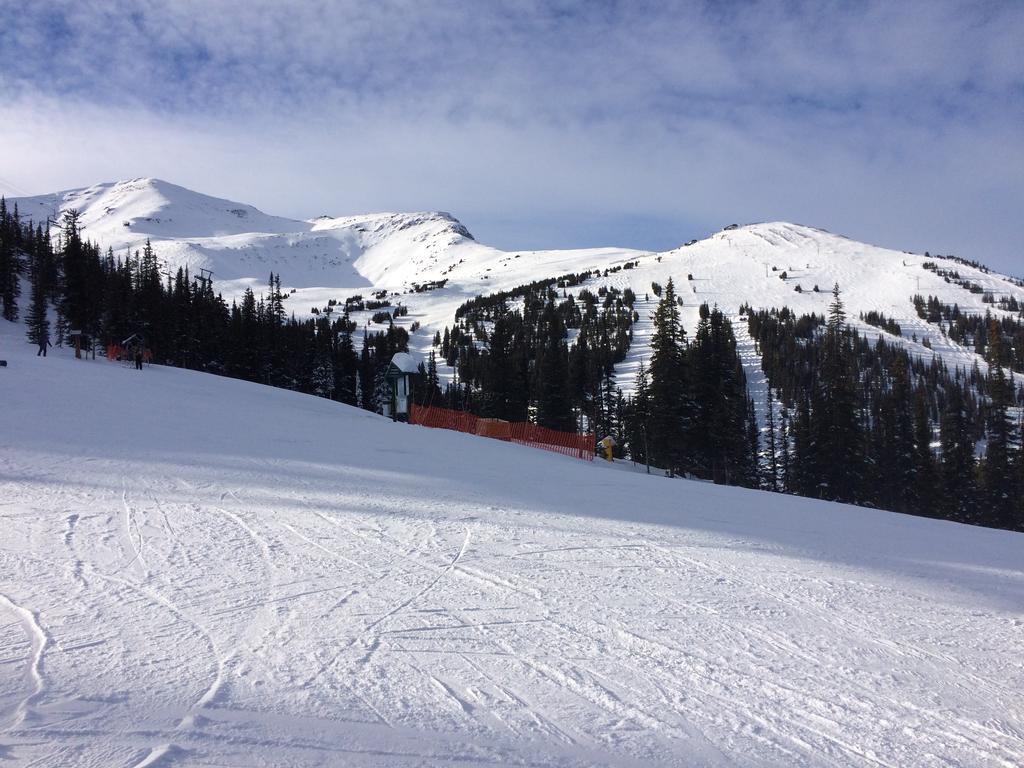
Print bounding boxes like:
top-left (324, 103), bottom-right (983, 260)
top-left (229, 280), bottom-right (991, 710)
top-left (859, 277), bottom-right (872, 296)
top-left (37, 334), bottom-right (52, 357)
top-left (134, 350), bottom-right (143, 370)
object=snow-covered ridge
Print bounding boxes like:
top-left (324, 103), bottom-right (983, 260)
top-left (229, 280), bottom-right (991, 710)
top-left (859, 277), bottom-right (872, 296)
top-left (11, 179), bottom-right (482, 290)
top-left (311, 210), bottom-right (473, 242)
top-left (10, 179), bottom-right (1024, 390)
top-left (14, 177), bottom-right (304, 242)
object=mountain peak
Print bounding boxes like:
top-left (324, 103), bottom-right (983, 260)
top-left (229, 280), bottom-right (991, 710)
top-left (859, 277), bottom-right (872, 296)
top-left (12, 177), bottom-right (305, 247)
top-left (310, 210), bottom-right (474, 242)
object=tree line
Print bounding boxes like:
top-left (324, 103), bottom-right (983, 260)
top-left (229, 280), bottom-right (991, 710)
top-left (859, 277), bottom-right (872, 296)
top-left (626, 279), bottom-right (758, 486)
top-left (4, 199), bottom-right (1021, 531)
top-left (436, 275), bottom-right (758, 488)
top-left (0, 203), bottom-right (409, 411)
top-left (913, 294), bottom-right (1024, 372)
top-left (748, 286), bottom-right (1023, 531)
top-left (434, 279), bottom-right (636, 441)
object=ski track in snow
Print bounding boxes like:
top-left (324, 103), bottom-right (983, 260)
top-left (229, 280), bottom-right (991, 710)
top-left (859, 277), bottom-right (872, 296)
top-left (118, 480), bottom-right (148, 577)
top-left (2, 322), bottom-right (1024, 767)
top-left (0, 593), bottom-right (49, 731)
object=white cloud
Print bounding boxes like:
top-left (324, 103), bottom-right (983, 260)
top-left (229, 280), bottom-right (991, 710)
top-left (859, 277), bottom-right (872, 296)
top-left (1, 1), bottom-right (1022, 271)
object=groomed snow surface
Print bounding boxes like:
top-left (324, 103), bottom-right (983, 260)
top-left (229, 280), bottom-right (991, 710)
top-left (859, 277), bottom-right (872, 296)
top-left (1, 327), bottom-right (1023, 768)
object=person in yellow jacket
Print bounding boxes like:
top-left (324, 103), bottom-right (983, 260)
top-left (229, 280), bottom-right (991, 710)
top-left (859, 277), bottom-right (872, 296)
top-left (599, 435), bottom-right (616, 461)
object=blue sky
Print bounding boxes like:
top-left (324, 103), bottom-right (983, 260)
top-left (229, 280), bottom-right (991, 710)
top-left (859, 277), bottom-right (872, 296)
top-left (1, 1), bottom-right (1022, 272)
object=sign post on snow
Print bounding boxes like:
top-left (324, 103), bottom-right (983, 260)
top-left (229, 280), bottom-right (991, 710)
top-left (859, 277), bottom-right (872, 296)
top-left (70, 329), bottom-right (83, 359)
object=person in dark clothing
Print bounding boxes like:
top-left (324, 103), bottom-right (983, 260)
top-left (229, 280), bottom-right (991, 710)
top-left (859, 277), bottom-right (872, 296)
top-left (37, 337), bottom-right (52, 356)
top-left (134, 350), bottom-right (143, 370)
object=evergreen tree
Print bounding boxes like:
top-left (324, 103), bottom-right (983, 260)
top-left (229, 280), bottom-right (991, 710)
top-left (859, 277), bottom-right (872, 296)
top-left (789, 392), bottom-right (817, 496)
top-left (264, 272), bottom-right (287, 385)
top-left (613, 389), bottom-right (628, 458)
top-left (764, 388), bottom-right (779, 491)
top-left (57, 209), bottom-right (104, 349)
top-left (688, 304), bottom-right (753, 484)
top-left (592, 367), bottom-right (619, 441)
top-left (311, 315), bottom-right (335, 399)
top-left (911, 388), bottom-right (939, 517)
top-left (441, 326), bottom-right (453, 365)
top-left (420, 350), bottom-right (443, 407)
top-left (889, 354), bottom-right (917, 512)
top-left (744, 396), bottom-right (760, 488)
top-left (480, 311), bottom-right (528, 421)
top-left (647, 278), bottom-right (687, 474)
top-left (1012, 417), bottom-right (1024, 532)
top-left (980, 322), bottom-right (1015, 526)
top-left (779, 406), bottom-right (791, 491)
top-left (627, 360), bottom-right (651, 466)
top-left (134, 239), bottom-right (164, 355)
top-left (373, 364), bottom-right (390, 415)
top-left (534, 300), bottom-right (575, 430)
top-left (333, 310), bottom-right (358, 405)
top-left (25, 243), bottom-right (50, 348)
top-left (939, 380), bottom-right (976, 522)
top-left (99, 247), bottom-right (134, 347)
top-left (0, 197), bottom-right (23, 321)
top-left (816, 285), bottom-right (864, 501)
top-left (312, 352), bottom-right (335, 398)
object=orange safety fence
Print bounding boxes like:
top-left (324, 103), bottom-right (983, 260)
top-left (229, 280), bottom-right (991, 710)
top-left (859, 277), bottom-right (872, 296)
top-left (106, 345), bottom-right (153, 363)
top-left (508, 421), bottom-right (594, 461)
top-left (409, 403), bottom-right (594, 461)
top-left (409, 403), bottom-right (480, 434)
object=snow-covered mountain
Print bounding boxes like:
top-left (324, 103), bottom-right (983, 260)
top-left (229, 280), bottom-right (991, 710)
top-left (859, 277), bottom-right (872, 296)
top-left (11, 177), bottom-right (1024, 391)
top-left (13, 179), bottom-right (490, 292)
top-left (1, 319), bottom-right (1022, 767)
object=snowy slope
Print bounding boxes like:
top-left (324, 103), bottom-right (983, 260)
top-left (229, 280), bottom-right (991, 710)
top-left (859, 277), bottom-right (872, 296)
top-left (2, 321), bottom-right (1023, 767)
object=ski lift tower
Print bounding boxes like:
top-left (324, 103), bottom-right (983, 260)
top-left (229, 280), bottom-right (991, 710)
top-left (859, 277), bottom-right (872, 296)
top-left (196, 268), bottom-right (214, 292)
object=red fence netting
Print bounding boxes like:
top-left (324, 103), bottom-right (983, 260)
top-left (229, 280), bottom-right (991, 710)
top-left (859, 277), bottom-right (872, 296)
top-left (409, 403), bottom-right (480, 434)
top-left (106, 345), bottom-right (152, 363)
top-left (409, 404), bottom-right (594, 461)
